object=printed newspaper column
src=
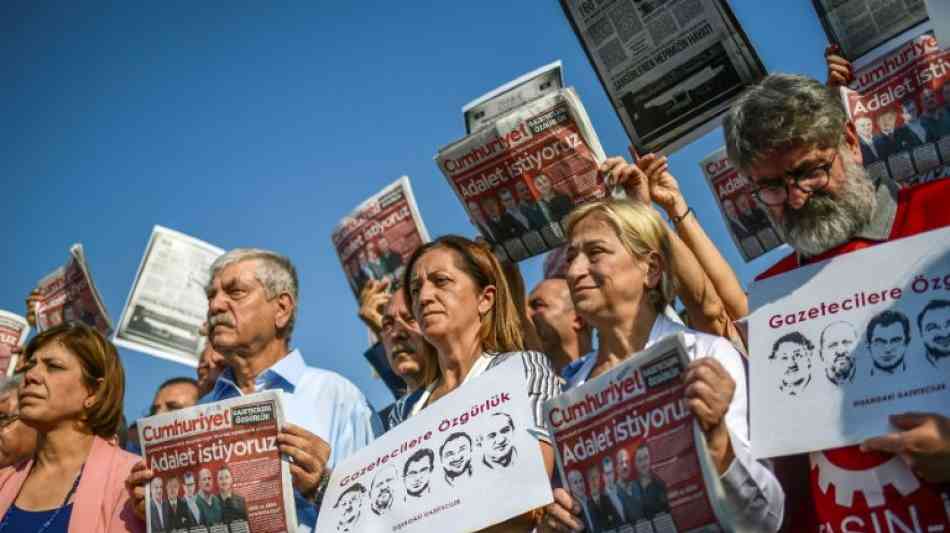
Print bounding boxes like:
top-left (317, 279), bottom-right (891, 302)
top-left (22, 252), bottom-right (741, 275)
top-left (559, 0), bottom-right (766, 154)
top-left (114, 226), bottom-right (224, 367)
top-left (331, 176), bottom-right (430, 298)
top-left (34, 244), bottom-right (113, 336)
top-left (544, 334), bottom-right (737, 533)
top-left (138, 391), bottom-right (296, 533)
top-left (0, 311), bottom-right (29, 377)
top-left (314, 357), bottom-right (552, 533)
top-left (811, 0), bottom-right (929, 62)
top-left (699, 147), bottom-right (784, 261)
top-left (437, 88), bottom-right (608, 262)
top-left (842, 31), bottom-right (950, 186)
top-left (748, 226), bottom-right (950, 459)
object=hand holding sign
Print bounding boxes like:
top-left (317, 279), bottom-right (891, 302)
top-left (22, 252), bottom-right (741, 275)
top-left (862, 412), bottom-right (950, 483)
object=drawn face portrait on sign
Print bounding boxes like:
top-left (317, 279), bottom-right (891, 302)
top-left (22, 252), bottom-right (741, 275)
top-left (866, 310), bottom-right (911, 373)
top-left (482, 412), bottom-right (517, 469)
top-left (440, 432), bottom-right (473, 484)
top-left (918, 299), bottom-right (950, 365)
top-left (370, 465), bottom-right (399, 515)
top-left (820, 321), bottom-right (858, 386)
top-left (402, 448), bottom-right (434, 498)
top-left (334, 483), bottom-right (366, 532)
top-left (769, 331), bottom-right (814, 396)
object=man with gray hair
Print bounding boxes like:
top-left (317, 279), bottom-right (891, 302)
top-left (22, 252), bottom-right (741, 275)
top-left (129, 248), bottom-right (379, 532)
top-left (726, 73), bottom-right (950, 530)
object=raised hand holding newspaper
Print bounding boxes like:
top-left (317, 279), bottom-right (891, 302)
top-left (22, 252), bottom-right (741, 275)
top-left (34, 243), bottom-right (112, 336)
top-left (138, 391), bottom-right (296, 533)
top-left (748, 226), bottom-right (950, 459)
top-left (544, 334), bottom-right (737, 532)
top-left (331, 176), bottom-right (430, 299)
top-left (699, 147), bottom-right (784, 262)
top-left (0, 311), bottom-right (29, 377)
top-left (314, 357), bottom-right (552, 533)
top-left (114, 226), bottom-right (223, 367)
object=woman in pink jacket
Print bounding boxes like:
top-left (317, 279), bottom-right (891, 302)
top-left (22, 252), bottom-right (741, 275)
top-left (0, 322), bottom-right (144, 533)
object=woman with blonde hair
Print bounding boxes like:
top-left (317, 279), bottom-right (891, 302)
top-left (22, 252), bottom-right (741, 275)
top-left (0, 321), bottom-right (143, 533)
top-left (540, 191), bottom-right (784, 532)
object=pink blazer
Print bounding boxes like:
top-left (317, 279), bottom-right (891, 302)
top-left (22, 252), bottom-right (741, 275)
top-left (0, 435), bottom-right (145, 533)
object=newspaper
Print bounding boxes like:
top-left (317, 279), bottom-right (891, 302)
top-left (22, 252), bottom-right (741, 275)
top-left (748, 226), bottom-right (950, 459)
top-left (315, 357), bottom-right (552, 533)
top-left (437, 87), bottom-right (608, 262)
top-left (0, 311), bottom-right (29, 377)
top-left (138, 391), bottom-right (296, 533)
top-left (463, 60), bottom-right (564, 134)
top-left (559, 0), bottom-right (766, 154)
top-left (842, 31), bottom-right (950, 186)
top-left (34, 243), bottom-right (113, 336)
top-left (114, 226), bottom-right (224, 367)
top-left (812, 0), bottom-right (928, 62)
top-left (544, 334), bottom-right (735, 532)
top-left (699, 147), bottom-right (784, 262)
top-left (543, 246), bottom-right (570, 279)
top-left (331, 176), bottom-right (430, 298)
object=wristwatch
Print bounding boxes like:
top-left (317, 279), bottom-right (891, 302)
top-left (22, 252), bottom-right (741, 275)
top-left (311, 468), bottom-right (332, 508)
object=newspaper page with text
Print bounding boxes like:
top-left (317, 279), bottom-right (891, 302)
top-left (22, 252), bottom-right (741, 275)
top-left (114, 226), bottom-right (223, 367)
top-left (544, 334), bottom-right (736, 532)
top-left (842, 31), bottom-right (950, 186)
top-left (138, 391), bottom-right (296, 533)
top-left (812, 0), bottom-right (928, 62)
top-left (0, 311), bottom-right (29, 377)
top-left (34, 243), bottom-right (113, 336)
top-left (437, 87), bottom-right (608, 262)
top-left (331, 176), bottom-right (430, 298)
top-left (463, 61), bottom-right (564, 134)
top-left (560, 0), bottom-right (766, 155)
top-left (699, 147), bottom-right (784, 262)
top-left (315, 357), bottom-right (552, 533)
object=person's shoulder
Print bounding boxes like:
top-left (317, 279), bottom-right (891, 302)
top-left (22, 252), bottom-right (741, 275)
top-left (296, 364), bottom-right (367, 400)
top-left (489, 350), bottom-right (555, 372)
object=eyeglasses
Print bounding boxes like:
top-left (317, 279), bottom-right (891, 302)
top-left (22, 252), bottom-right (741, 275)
top-left (749, 150), bottom-right (839, 206)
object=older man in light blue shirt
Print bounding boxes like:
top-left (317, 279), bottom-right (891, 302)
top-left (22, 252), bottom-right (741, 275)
top-left (127, 248), bottom-right (379, 533)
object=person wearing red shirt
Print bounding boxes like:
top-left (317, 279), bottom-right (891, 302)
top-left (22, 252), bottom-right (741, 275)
top-left (724, 73), bottom-right (950, 532)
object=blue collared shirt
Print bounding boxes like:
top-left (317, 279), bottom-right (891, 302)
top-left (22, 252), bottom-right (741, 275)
top-left (207, 349), bottom-right (381, 532)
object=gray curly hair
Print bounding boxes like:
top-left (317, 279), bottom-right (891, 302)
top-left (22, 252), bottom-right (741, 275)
top-left (209, 248), bottom-right (299, 340)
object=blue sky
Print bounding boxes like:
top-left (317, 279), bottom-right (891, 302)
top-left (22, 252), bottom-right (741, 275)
top-left (2, 2), bottom-right (832, 421)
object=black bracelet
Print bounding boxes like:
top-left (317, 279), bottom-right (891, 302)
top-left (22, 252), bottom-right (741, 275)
top-left (310, 468), bottom-right (332, 507)
top-left (670, 206), bottom-right (693, 226)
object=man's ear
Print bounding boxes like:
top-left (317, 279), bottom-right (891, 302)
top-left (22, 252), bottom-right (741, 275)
top-left (274, 293), bottom-right (295, 332)
top-left (843, 121), bottom-right (862, 164)
top-left (477, 285), bottom-right (497, 317)
top-left (571, 314), bottom-right (587, 334)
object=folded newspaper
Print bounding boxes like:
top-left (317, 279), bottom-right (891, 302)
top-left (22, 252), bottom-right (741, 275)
top-left (331, 176), bottom-right (430, 298)
top-left (812, 0), bottom-right (929, 63)
top-left (699, 147), bottom-right (784, 262)
top-left (544, 334), bottom-right (737, 532)
top-left (0, 311), bottom-right (29, 377)
top-left (842, 30), bottom-right (950, 186)
top-left (315, 356), bottom-right (553, 533)
top-left (559, 0), bottom-right (766, 154)
top-left (462, 60), bottom-right (565, 134)
top-left (114, 226), bottom-right (224, 367)
top-left (437, 86), bottom-right (608, 262)
top-left (34, 243), bottom-right (112, 336)
top-left (138, 391), bottom-right (296, 533)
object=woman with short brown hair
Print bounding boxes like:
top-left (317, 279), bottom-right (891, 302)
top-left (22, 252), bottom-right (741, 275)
top-left (0, 321), bottom-right (144, 533)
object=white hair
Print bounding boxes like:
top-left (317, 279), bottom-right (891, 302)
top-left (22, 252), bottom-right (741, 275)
top-left (209, 248), bottom-right (299, 339)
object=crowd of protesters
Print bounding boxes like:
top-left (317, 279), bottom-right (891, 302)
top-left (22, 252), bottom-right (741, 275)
top-left (1, 48), bottom-right (949, 533)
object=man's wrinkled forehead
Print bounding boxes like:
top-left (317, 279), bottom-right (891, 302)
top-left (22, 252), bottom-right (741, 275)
top-left (208, 259), bottom-right (260, 293)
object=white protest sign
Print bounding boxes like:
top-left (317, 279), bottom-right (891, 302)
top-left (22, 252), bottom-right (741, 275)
top-left (315, 357), bottom-right (553, 533)
top-left (748, 227), bottom-right (950, 458)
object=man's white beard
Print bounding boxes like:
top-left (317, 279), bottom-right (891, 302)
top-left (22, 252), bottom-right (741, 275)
top-left (772, 153), bottom-right (876, 257)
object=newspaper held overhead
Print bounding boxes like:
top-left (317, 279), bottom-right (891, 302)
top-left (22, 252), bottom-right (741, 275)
top-left (315, 357), bottom-right (552, 533)
top-left (34, 243), bottom-right (113, 337)
top-left (463, 60), bottom-right (564, 134)
top-left (542, 246), bottom-right (570, 279)
top-left (0, 311), bottom-right (29, 377)
top-left (748, 226), bottom-right (950, 459)
top-left (842, 31), bottom-right (950, 186)
top-left (544, 334), bottom-right (736, 532)
top-left (560, 0), bottom-right (766, 155)
top-left (114, 226), bottom-right (224, 367)
top-left (331, 176), bottom-right (430, 299)
top-left (437, 87), bottom-right (608, 262)
top-left (812, 0), bottom-right (929, 62)
top-left (139, 391), bottom-right (296, 533)
top-left (699, 147), bottom-right (784, 262)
